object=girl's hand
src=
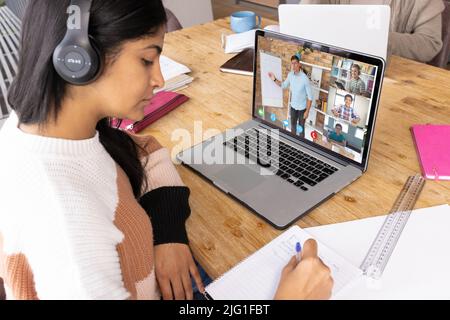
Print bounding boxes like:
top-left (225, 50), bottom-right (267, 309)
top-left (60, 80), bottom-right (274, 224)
top-left (274, 239), bottom-right (333, 300)
top-left (154, 243), bottom-right (204, 300)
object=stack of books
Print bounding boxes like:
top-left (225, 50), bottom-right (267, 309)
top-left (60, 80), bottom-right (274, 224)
top-left (155, 55), bottom-right (194, 93)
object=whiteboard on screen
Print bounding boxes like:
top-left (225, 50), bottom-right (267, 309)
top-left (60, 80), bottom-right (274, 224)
top-left (260, 51), bottom-right (283, 108)
top-left (279, 5), bottom-right (390, 60)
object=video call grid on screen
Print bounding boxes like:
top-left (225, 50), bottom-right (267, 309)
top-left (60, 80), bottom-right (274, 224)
top-left (254, 33), bottom-right (379, 165)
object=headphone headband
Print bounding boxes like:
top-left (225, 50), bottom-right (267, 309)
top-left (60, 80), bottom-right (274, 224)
top-left (65, 0), bottom-right (92, 43)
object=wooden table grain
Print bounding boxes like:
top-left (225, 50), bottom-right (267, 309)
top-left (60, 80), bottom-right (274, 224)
top-left (142, 18), bottom-right (450, 279)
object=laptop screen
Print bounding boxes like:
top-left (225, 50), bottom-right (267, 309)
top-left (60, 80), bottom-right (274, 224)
top-left (253, 30), bottom-right (384, 167)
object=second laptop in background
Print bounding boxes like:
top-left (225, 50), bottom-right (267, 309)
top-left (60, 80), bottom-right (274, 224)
top-left (178, 30), bottom-right (386, 229)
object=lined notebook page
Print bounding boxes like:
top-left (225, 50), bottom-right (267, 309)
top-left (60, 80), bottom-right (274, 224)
top-left (206, 226), bottom-right (362, 300)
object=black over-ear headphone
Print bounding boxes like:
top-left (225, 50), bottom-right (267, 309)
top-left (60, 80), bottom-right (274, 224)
top-left (53, 0), bottom-right (102, 85)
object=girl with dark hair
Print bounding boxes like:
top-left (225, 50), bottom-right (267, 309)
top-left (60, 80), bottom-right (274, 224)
top-left (0, 0), bottom-right (332, 300)
top-left (0, 0), bottom-right (202, 300)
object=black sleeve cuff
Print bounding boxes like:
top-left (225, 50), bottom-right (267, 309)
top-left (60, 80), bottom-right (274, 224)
top-left (139, 186), bottom-right (191, 245)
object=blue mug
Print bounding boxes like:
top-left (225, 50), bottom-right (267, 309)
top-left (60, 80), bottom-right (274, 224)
top-left (230, 11), bottom-right (262, 33)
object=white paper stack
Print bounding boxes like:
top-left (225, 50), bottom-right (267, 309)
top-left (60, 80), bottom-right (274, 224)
top-left (221, 26), bottom-right (281, 54)
top-left (155, 74), bottom-right (194, 94)
top-left (155, 55), bottom-right (194, 93)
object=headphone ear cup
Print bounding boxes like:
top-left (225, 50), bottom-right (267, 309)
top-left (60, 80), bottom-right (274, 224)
top-left (88, 35), bottom-right (103, 80)
top-left (53, 37), bottom-right (103, 85)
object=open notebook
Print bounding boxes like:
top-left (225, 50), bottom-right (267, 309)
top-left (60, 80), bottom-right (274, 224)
top-left (204, 225), bottom-right (362, 300)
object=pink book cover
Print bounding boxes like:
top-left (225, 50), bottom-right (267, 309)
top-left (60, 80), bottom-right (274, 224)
top-left (411, 125), bottom-right (450, 181)
top-left (110, 91), bottom-right (189, 133)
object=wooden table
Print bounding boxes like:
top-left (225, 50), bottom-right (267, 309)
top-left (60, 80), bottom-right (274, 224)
top-left (142, 18), bottom-right (450, 279)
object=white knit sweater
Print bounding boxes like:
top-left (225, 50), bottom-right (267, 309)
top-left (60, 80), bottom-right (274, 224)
top-left (0, 112), bottom-right (184, 300)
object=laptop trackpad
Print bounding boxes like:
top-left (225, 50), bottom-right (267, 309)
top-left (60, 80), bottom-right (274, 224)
top-left (214, 165), bottom-right (265, 194)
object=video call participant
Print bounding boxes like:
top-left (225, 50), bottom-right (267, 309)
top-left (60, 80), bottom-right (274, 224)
top-left (327, 123), bottom-right (347, 147)
top-left (346, 64), bottom-right (366, 95)
top-left (268, 55), bottom-right (313, 138)
top-left (332, 94), bottom-right (361, 125)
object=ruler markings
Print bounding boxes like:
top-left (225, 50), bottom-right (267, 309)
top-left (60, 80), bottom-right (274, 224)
top-left (360, 174), bottom-right (426, 279)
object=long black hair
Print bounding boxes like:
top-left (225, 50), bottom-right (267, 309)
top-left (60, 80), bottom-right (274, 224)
top-left (8, 0), bottom-right (167, 198)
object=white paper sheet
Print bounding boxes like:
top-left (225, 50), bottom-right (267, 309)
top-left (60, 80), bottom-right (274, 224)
top-left (160, 55), bottom-right (191, 81)
top-left (306, 205), bottom-right (450, 300)
top-left (222, 29), bottom-right (256, 54)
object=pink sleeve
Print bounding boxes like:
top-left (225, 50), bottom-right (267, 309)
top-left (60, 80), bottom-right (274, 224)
top-left (128, 134), bottom-right (185, 193)
top-left (142, 148), bottom-right (184, 192)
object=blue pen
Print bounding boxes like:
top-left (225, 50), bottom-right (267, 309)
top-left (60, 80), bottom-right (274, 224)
top-left (296, 242), bottom-right (302, 263)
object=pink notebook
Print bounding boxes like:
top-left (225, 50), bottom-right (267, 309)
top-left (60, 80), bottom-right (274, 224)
top-left (411, 125), bottom-right (450, 181)
top-left (110, 91), bottom-right (189, 133)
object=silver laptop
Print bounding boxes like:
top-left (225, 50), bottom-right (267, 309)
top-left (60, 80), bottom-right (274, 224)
top-left (177, 30), bottom-right (385, 229)
top-left (279, 4), bottom-right (391, 60)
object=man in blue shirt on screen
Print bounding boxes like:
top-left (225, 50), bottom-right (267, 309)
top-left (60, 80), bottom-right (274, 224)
top-left (269, 54), bottom-right (313, 138)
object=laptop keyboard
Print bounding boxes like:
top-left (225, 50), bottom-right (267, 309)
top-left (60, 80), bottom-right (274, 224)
top-left (223, 128), bottom-right (339, 192)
